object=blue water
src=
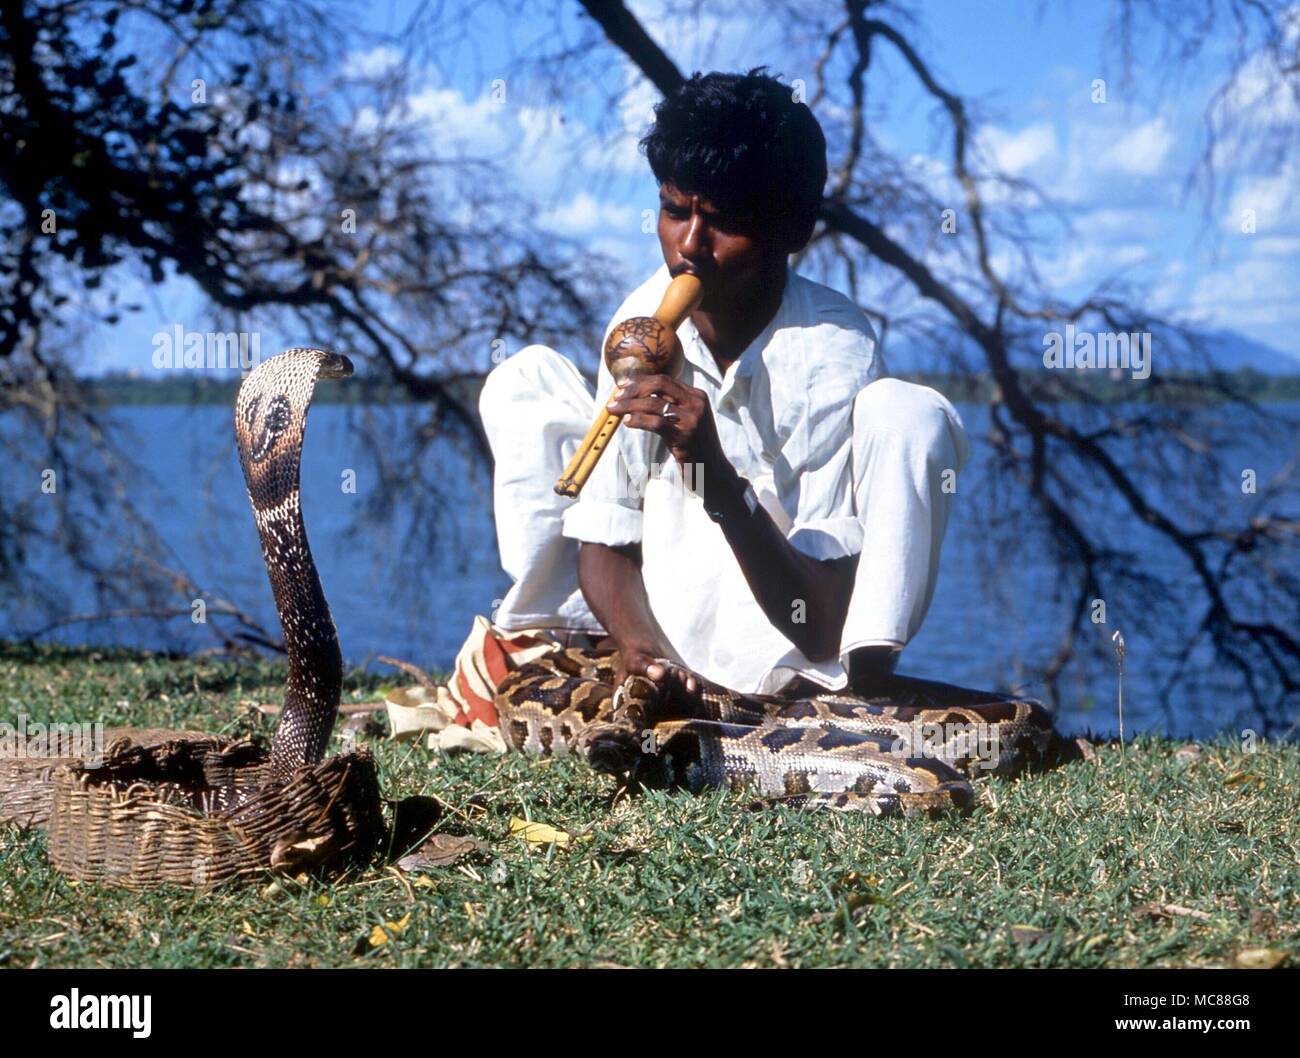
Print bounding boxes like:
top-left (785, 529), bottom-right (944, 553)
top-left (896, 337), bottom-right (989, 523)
top-left (3, 400), bottom-right (1296, 739)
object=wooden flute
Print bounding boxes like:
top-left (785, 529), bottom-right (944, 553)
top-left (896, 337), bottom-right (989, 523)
top-left (554, 272), bottom-right (703, 498)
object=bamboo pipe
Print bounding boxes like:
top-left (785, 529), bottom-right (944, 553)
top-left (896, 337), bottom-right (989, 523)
top-left (554, 273), bottom-right (703, 498)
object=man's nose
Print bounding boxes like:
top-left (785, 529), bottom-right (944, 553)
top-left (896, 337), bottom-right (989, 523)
top-left (678, 211), bottom-right (709, 262)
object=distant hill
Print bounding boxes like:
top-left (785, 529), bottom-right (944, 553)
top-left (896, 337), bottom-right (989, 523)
top-left (1192, 329), bottom-right (1300, 374)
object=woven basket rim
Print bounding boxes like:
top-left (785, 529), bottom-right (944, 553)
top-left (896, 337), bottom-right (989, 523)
top-left (48, 738), bottom-right (386, 889)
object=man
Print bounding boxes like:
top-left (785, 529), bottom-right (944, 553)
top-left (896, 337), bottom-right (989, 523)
top-left (479, 68), bottom-right (968, 703)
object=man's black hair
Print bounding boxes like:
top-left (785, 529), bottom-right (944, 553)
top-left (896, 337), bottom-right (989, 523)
top-left (639, 67), bottom-right (827, 252)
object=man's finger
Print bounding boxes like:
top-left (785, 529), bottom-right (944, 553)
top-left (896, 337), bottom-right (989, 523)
top-left (613, 374), bottom-right (686, 402)
top-left (620, 413), bottom-right (675, 433)
top-left (606, 396), bottom-right (681, 416)
top-left (617, 374), bottom-right (678, 399)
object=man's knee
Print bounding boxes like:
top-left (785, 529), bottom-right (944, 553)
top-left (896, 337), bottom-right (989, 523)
top-left (853, 377), bottom-right (968, 473)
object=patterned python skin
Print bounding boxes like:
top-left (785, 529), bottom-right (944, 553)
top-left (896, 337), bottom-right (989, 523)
top-left (495, 648), bottom-right (1061, 815)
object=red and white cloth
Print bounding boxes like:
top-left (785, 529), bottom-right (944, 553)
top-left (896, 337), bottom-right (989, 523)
top-left (384, 615), bottom-right (584, 754)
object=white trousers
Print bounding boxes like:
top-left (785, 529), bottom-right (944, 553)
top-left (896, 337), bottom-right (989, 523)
top-left (479, 344), bottom-right (969, 664)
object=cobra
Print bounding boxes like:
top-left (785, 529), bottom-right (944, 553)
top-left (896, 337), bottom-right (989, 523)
top-left (0, 348), bottom-right (367, 837)
top-left (234, 347), bottom-right (353, 786)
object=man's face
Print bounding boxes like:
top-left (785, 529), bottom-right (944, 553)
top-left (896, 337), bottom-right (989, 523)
top-left (656, 183), bottom-right (787, 314)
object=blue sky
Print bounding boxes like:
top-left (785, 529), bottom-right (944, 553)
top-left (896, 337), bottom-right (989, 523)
top-left (84, 0), bottom-right (1300, 374)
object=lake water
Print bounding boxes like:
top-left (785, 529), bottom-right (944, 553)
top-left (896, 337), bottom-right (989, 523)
top-left (3, 400), bottom-right (1295, 740)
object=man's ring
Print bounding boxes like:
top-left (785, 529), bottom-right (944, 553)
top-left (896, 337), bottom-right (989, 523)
top-left (662, 400), bottom-right (679, 421)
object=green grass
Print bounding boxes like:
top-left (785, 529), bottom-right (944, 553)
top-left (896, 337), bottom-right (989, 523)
top-left (1, 642), bottom-right (1296, 968)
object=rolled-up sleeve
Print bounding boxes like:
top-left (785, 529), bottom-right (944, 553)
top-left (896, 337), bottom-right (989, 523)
top-left (560, 439), bottom-right (644, 546)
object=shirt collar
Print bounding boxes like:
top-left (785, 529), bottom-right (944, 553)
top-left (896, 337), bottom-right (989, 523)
top-left (680, 273), bottom-right (791, 398)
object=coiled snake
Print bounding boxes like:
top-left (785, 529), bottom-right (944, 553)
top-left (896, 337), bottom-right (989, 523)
top-left (495, 647), bottom-right (1061, 815)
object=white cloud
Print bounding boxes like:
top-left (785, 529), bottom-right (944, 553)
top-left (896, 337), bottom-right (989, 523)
top-left (1075, 207), bottom-right (1163, 238)
top-left (1035, 242), bottom-right (1151, 287)
top-left (619, 77), bottom-right (661, 141)
top-left (1099, 115), bottom-right (1174, 176)
top-left (1226, 156), bottom-right (1300, 235)
top-left (967, 108), bottom-right (1176, 206)
top-left (1212, 41), bottom-right (1300, 133)
top-left (391, 83), bottom-right (650, 198)
top-left (1253, 234), bottom-right (1300, 257)
top-left (1189, 248), bottom-right (1300, 332)
top-left (406, 86), bottom-right (509, 155)
top-left (538, 191), bottom-right (638, 235)
top-left (342, 46), bottom-right (403, 79)
top-left (979, 122), bottom-right (1057, 175)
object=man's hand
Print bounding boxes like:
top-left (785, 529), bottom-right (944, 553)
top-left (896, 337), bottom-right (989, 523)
top-left (604, 374), bottom-right (726, 472)
top-left (615, 641), bottom-right (702, 703)
top-left (577, 543), bottom-right (703, 707)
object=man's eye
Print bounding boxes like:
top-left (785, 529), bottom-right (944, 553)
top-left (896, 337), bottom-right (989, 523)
top-left (662, 204), bottom-right (689, 219)
top-left (712, 213), bottom-right (749, 233)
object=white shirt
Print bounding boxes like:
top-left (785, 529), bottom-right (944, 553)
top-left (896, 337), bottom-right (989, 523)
top-left (561, 264), bottom-right (883, 694)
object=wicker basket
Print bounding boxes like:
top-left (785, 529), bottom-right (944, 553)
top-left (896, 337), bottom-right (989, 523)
top-left (46, 737), bottom-right (385, 890)
top-left (0, 728), bottom-right (218, 829)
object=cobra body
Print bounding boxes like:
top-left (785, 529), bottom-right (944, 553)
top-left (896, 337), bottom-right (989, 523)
top-left (495, 648), bottom-right (1059, 815)
top-left (234, 347), bottom-right (353, 784)
top-left (0, 348), bottom-right (357, 829)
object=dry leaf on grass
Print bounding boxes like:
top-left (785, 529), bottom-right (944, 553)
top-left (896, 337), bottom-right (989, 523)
top-left (509, 816), bottom-right (590, 848)
top-left (398, 834), bottom-right (489, 873)
top-left (269, 831), bottom-right (337, 873)
top-left (1135, 902), bottom-right (1211, 922)
top-left (355, 912), bottom-right (412, 955)
top-left (1010, 925), bottom-right (1050, 946)
top-left (1174, 744), bottom-right (1203, 764)
top-left (1234, 947), bottom-right (1286, 969)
